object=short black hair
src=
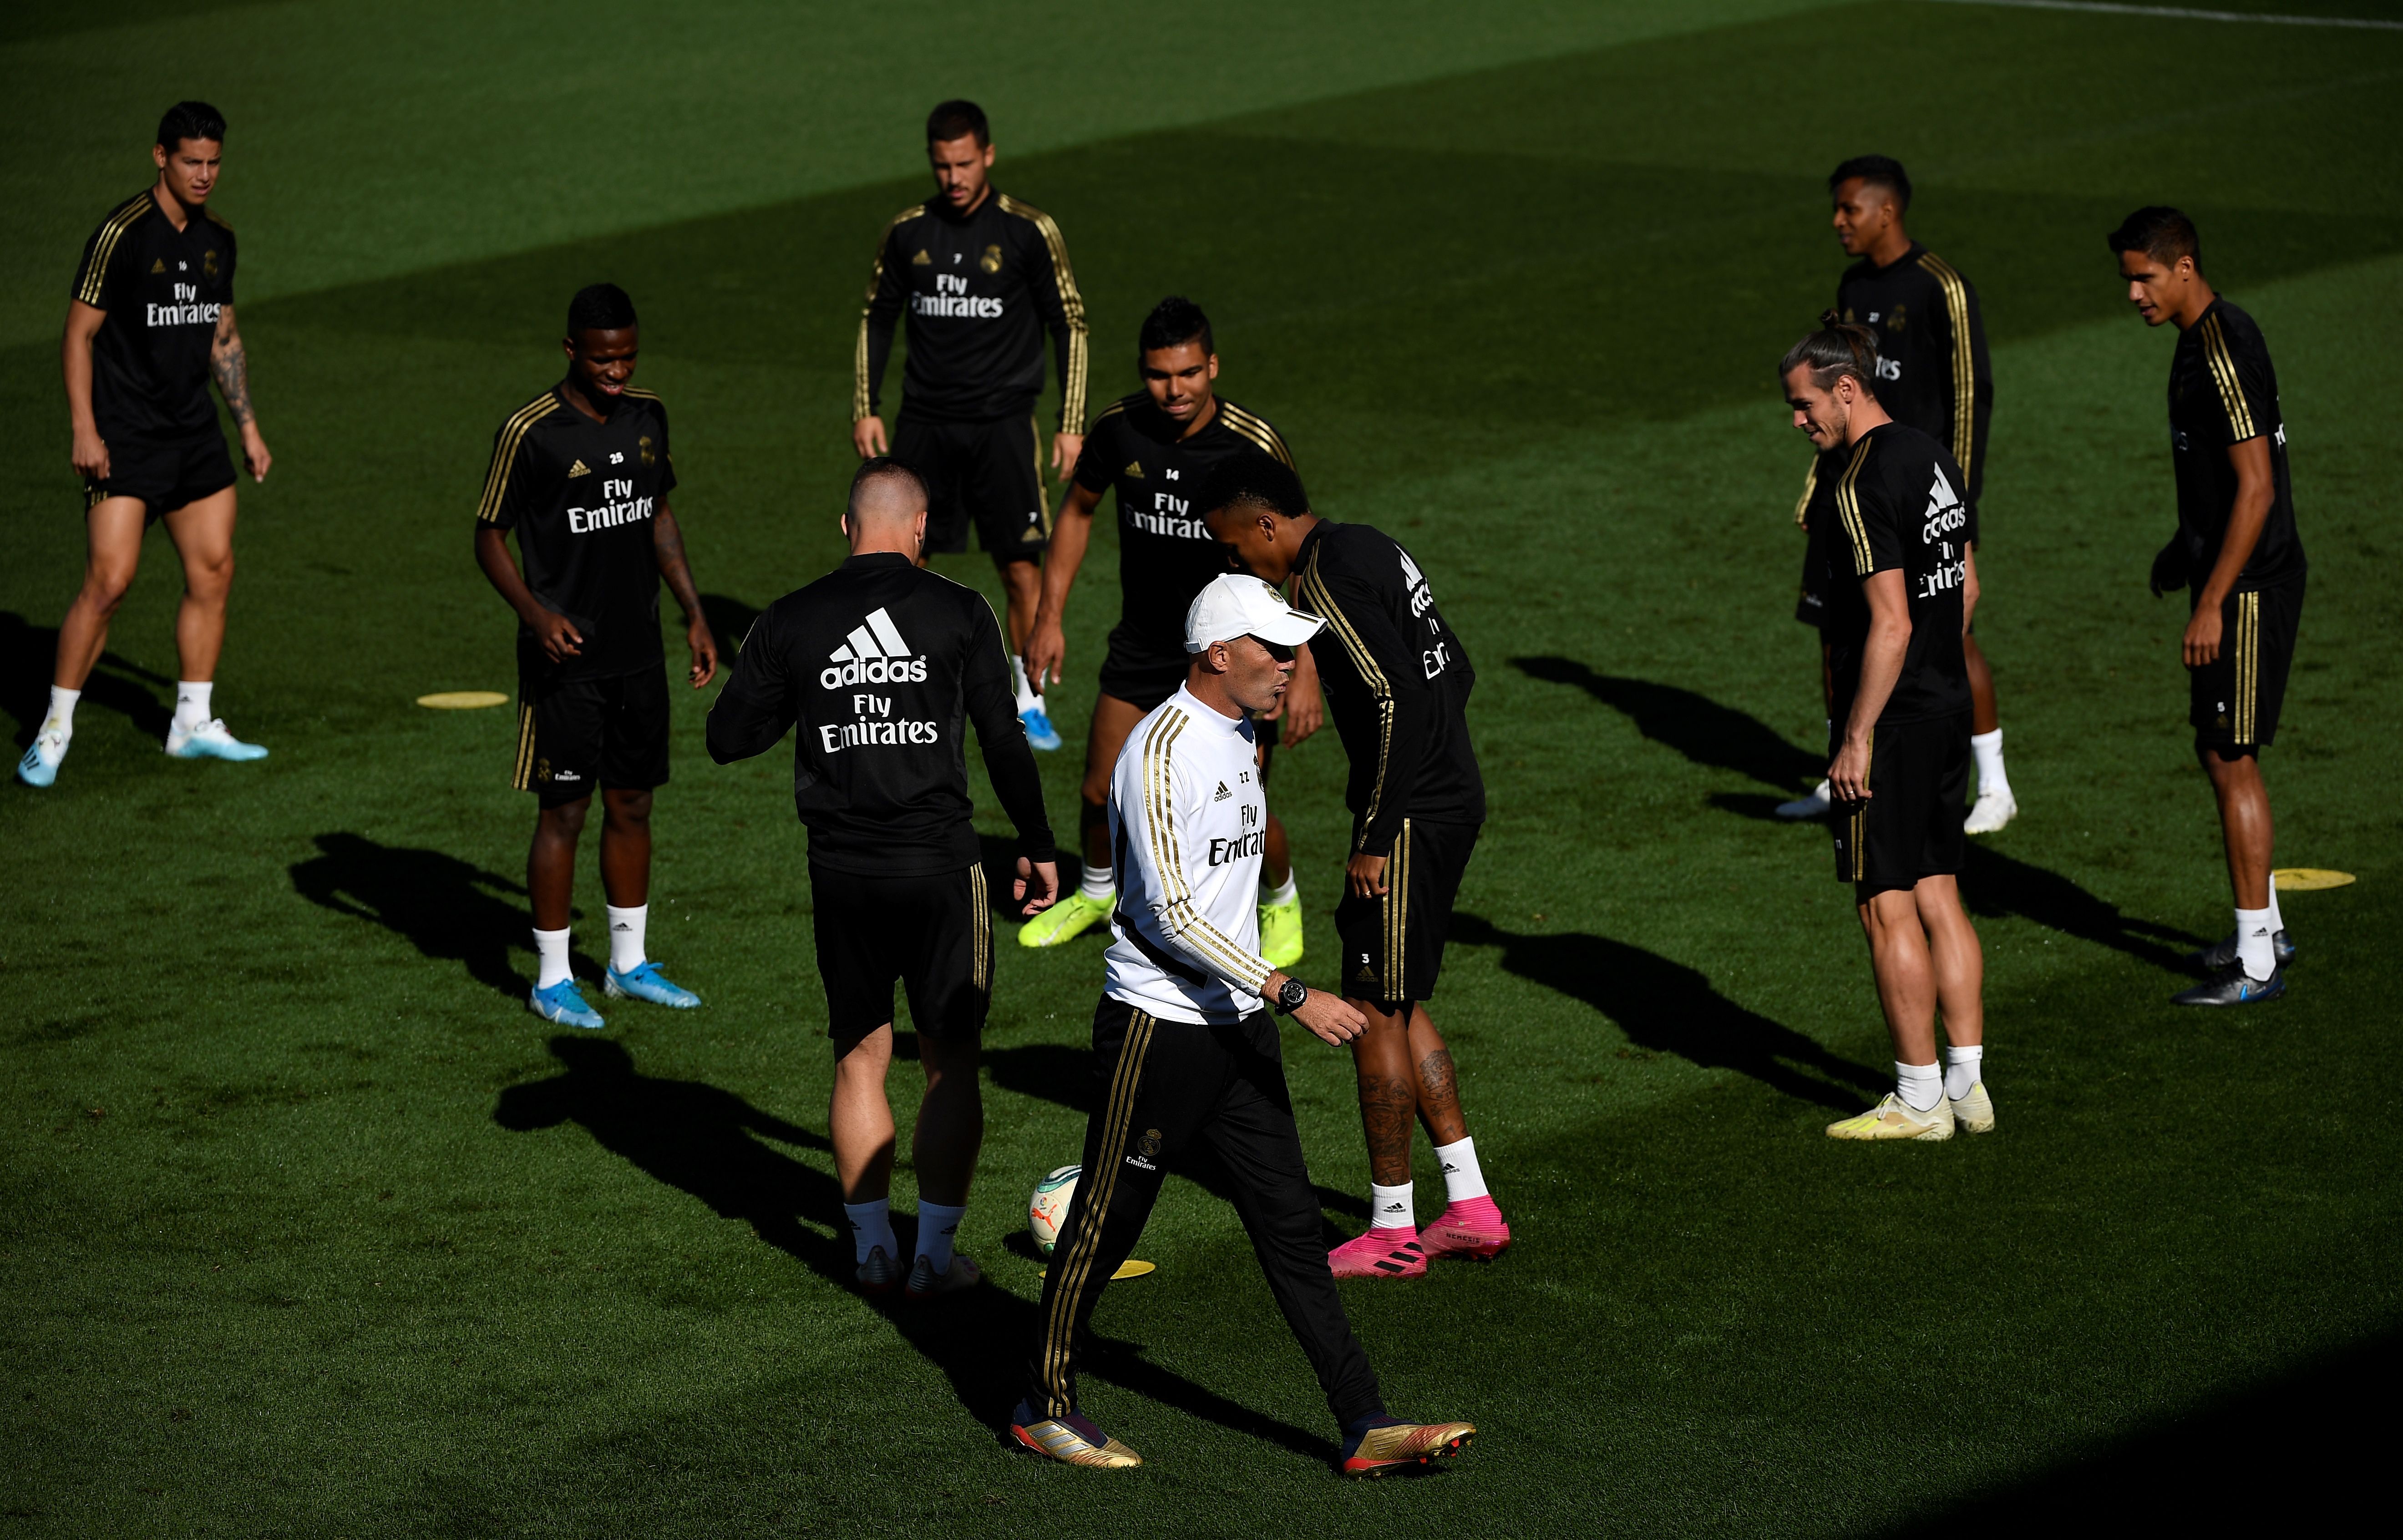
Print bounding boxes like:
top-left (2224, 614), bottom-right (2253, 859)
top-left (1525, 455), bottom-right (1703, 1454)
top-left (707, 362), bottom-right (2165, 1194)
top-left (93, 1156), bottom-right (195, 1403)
top-left (1138, 296), bottom-right (1214, 359)
top-left (1830, 154), bottom-right (1911, 213)
top-left (926, 99), bottom-right (989, 147)
top-left (157, 101), bottom-right (226, 151)
top-left (566, 283), bottom-right (638, 336)
top-left (2108, 206), bottom-right (2202, 271)
top-left (849, 455), bottom-right (927, 512)
top-left (1196, 451), bottom-right (1309, 524)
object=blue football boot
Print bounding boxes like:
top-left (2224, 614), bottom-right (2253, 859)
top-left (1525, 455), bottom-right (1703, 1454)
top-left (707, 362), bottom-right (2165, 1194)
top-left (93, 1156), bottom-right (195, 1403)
top-left (529, 978), bottom-right (606, 1029)
top-left (1019, 704), bottom-right (1062, 752)
top-left (17, 726), bottom-right (70, 788)
top-left (165, 717), bottom-right (269, 762)
top-left (604, 960), bottom-right (701, 1008)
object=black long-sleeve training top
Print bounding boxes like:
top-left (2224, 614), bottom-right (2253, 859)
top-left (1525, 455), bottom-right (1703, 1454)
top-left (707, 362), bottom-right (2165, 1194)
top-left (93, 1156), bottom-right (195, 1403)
top-left (705, 552), bottom-right (1054, 876)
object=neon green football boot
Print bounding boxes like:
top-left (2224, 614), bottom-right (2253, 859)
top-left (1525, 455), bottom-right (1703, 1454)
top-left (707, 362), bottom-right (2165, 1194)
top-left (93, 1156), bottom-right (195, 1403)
top-left (1259, 892), bottom-right (1305, 971)
top-left (1019, 888), bottom-right (1112, 949)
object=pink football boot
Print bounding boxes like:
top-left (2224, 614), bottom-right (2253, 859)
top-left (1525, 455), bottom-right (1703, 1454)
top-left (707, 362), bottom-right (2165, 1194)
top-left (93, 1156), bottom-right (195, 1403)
top-left (1327, 1226), bottom-right (1427, 1279)
top-left (1420, 1196), bottom-right (1511, 1261)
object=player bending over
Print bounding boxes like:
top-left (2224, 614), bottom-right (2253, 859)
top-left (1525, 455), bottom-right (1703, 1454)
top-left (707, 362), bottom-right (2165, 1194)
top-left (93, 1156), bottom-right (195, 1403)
top-left (1780, 318), bottom-right (1993, 1141)
top-left (707, 459), bottom-right (1060, 1298)
top-left (2110, 208), bottom-right (2307, 1005)
top-left (24, 101), bottom-right (274, 787)
top-left (1202, 456), bottom-right (1511, 1275)
top-left (1013, 574), bottom-right (1473, 1477)
top-left (1018, 296), bottom-right (1319, 968)
top-left (474, 284), bottom-right (717, 1029)
top-left (853, 99), bottom-right (1088, 750)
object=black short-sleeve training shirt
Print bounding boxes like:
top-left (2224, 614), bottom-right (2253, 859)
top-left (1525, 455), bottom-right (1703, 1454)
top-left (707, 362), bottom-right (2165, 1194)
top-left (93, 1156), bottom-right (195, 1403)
top-left (1072, 392), bottom-right (1294, 658)
top-left (477, 385), bottom-right (676, 684)
top-left (2168, 298), bottom-right (2305, 593)
top-left (71, 190), bottom-right (237, 441)
top-left (1822, 422), bottom-right (1977, 728)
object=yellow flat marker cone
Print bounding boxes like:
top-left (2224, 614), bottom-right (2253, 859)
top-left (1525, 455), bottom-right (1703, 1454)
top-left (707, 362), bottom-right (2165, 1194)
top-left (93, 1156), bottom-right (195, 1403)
top-left (2274, 868), bottom-right (2357, 892)
top-left (1039, 1260), bottom-right (1156, 1282)
top-left (417, 690), bottom-right (509, 709)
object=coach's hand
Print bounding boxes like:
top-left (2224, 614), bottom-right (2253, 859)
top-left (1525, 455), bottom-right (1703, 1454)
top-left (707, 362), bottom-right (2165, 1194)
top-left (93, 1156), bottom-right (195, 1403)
top-left (1271, 974), bottom-right (1365, 1046)
top-left (685, 614), bottom-right (719, 688)
top-left (72, 426), bottom-right (110, 482)
top-left (1050, 431), bottom-right (1083, 481)
top-left (1828, 735), bottom-right (1873, 803)
top-left (1023, 612), bottom-right (1066, 694)
top-left (2182, 602), bottom-right (2223, 668)
top-left (853, 415), bottom-right (888, 459)
top-left (1016, 855), bottom-right (1060, 915)
top-left (1346, 852), bottom-right (1388, 898)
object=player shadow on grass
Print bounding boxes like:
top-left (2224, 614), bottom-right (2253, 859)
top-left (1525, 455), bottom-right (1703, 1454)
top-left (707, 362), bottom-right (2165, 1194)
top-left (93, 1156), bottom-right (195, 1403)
top-left (1450, 913), bottom-right (1887, 1113)
top-left (1511, 656), bottom-right (1823, 793)
top-left (1957, 843), bottom-right (2206, 974)
top-left (0, 611), bottom-right (176, 749)
top-left (493, 1035), bottom-right (1338, 1464)
top-left (289, 832), bottom-right (542, 998)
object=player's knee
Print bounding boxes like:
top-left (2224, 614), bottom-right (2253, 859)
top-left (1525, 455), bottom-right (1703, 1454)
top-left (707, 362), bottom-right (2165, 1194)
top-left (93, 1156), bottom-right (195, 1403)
top-left (604, 789), bottom-right (654, 826)
top-left (538, 800), bottom-right (590, 840)
top-left (78, 570), bottom-right (135, 615)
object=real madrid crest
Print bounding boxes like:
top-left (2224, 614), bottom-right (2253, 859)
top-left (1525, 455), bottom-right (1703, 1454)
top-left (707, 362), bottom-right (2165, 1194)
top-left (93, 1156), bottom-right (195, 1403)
top-left (639, 435), bottom-right (656, 467)
top-left (203, 249), bottom-right (220, 280)
top-left (1886, 303), bottom-right (1906, 333)
top-left (979, 243), bottom-right (1003, 275)
top-left (1136, 1128), bottom-right (1162, 1158)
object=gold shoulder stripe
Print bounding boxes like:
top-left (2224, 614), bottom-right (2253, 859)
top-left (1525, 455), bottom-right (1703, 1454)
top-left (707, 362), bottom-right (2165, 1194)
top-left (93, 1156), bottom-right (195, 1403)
top-left (1835, 436), bottom-right (1876, 577)
top-left (618, 386), bottom-right (663, 404)
top-left (1000, 194), bottom-right (1089, 430)
top-left (854, 204), bottom-right (926, 420)
top-left (204, 208), bottom-right (233, 232)
top-left (476, 392), bottom-right (563, 524)
top-left (1088, 397), bottom-right (1129, 433)
top-left (1916, 251), bottom-right (1977, 479)
top-left (1297, 547), bottom-right (1398, 841)
top-left (2200, 313), bottom-right (2257, 441)
top-left (1792, 456), bottom-right (1819, 527)
top-left (76, 194), bottom-right (155, 308)
top-left (1218, 402), bottom-right (1294, 467)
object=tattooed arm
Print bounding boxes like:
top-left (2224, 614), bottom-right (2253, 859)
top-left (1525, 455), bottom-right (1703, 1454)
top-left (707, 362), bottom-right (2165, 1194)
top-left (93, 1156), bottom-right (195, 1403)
top-left (211, 304), bottom-right (271, 481)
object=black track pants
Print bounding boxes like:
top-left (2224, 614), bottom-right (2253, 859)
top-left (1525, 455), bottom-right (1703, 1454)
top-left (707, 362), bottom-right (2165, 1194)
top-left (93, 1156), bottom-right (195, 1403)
top-left (1027, 997), bottom-right (1384, 1427)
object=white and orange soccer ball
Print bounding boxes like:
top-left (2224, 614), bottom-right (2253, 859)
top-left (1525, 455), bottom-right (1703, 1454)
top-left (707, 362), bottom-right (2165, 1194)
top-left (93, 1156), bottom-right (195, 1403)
top-left (1029, 1165), bottom-right (1080, 1256)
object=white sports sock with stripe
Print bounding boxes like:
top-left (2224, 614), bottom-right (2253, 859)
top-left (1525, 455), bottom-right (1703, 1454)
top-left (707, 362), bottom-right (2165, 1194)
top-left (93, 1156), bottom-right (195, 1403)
top-left (844, 1199), bottom-right (896, 1265)
top-left (915, 1201), bottom-right (965, 1273)
top-left (1368, 1181), bottom-right (1414, 1232)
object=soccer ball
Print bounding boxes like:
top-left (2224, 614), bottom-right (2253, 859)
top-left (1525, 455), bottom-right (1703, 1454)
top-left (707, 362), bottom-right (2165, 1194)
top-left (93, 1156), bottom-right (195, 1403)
top-left (1029, 1165), bottom-right (1080, 1256)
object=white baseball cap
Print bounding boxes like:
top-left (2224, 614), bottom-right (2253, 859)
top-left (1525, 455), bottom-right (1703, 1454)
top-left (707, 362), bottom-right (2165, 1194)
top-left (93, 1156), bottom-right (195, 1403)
top-left (1184, 573), bottom-right (1326, 653)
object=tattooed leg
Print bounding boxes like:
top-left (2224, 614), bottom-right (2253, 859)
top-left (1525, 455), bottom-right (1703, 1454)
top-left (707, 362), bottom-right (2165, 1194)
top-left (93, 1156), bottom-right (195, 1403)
top-left (1349, 998), bottom-right (1422, 1186)
top-left (1408, 1006), bottom-right (1470, 1147)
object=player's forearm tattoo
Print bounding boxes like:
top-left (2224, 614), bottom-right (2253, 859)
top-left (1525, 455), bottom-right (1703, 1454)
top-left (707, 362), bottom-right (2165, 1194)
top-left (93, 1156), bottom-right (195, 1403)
top-left (653, 516), bottom-right (702, 615)
top-left (1417, 1048), bottom-right (1460, 1112)
top-left (211, 326), bottom-right (255, 426)
top-left (1361, 1075), bottom-right (1417, 1184)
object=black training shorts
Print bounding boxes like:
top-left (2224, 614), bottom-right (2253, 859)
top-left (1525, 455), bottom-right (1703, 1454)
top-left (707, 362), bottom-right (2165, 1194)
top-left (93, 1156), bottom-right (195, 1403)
top-left (1830, 712), bottom-right (1969, 897)
top-left (1097, 624), bottom-right (1188, 712)
top-left (893, 413), bottom-right (1048, 561)
top-left (84, 427), bottom-right (236, 524)
top-left (2192, 579), bottom-right (2304, 755)
top-left (1335, 818), bottom-right (1479, 1008)
top-left (512, 665), bottom-right (671, 807)
top-left (810, 863), bottom-right (994, 1041)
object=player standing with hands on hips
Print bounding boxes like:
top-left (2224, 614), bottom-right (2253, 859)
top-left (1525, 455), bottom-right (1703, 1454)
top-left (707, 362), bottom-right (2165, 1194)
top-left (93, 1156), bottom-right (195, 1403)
top-left (24, 101), bottom-right (273, 788)
top-left (1780, 317), bottom-right (1993, 1141)
top-left (1013, 573), bottom-right (1474, 1477)
top-left (853, 99), bottom-right (1088, 750)
top-left (706, 459), bottom-right (1059, 1300)
top-left (2110, 207), bottom-right (2307, 1006)
top-left (1201, 455), bottom-right (1511, 1277)
top-left (474, 283), bottom-right (717, 1030)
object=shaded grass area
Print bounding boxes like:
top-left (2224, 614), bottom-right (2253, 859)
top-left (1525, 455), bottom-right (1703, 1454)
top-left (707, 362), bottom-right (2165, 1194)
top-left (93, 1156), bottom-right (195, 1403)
top-left (3, 2), bottom-right (2401, 1535)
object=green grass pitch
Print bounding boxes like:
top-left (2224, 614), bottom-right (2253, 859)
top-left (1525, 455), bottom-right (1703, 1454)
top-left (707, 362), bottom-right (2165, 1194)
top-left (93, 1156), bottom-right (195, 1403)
top-left (5, 1), bottom-right (2401, 1533)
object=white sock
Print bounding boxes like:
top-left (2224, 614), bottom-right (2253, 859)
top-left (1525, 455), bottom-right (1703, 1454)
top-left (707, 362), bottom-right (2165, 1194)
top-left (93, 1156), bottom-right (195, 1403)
top-left (174, 680), bottom-right (213, 731)
top-left (844, 1198), bottom-right (896, 1265)
top-left (1971, 728), bottom-right (2010, 800)
top-left (605, 904), bottom-right (648, 973)
top-left (1260, 870), bottom-right (1298, 908)
top-left (45, 685), bottom-right (80, 738)
top-left (1078, 858), bottom-right (1114, 904)
top-left (1433, 1135), bottom-right (1488, 1203)
top-left (915, 1201), bottom-right (965, 1273)
top-left (1896, 1060), bottom-right (1942, 1113)
top-left (1944, 1044), bottom-right (1983, 1100)
top-left (1369, 1181), bottom-right (1414, 1231)
top-left (1010, 655), bottom-right (1040, 715)
top-left (2235, 906), bottom-right (2276, 981)
top-left (532, 927), bottom-right (573, 989)
top-left (2262, 883), bottom-right (2285, 935)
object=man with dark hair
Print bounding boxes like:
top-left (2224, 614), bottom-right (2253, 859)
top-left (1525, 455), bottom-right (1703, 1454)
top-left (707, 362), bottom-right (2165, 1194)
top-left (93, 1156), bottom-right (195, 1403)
top-left (853, 98), bottom-right (1088, 752)
top-left (23, 101), bottom-right (274, 788)
top-left (1011, 572), bottom-right (1473, 1477)
top-left (474, 283), bottom-right (718, 1029)
top-left (2110, 207), bottom-right (2307, 1005)
top-left (706, 457), bottom-right (1059, 1298)
top-left (1017, 297), bottom-right (1319, 968)
top-left (1202, 455), bottom-right (1511, 1276)
top-left (1779, 321), bottom-right (1993, 1141)
top-left (1779, 155), bottom-right (2013, 833)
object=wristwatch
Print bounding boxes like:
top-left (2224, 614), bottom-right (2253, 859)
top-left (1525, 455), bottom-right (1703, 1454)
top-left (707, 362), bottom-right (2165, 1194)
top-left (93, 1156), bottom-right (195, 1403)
top-left (1272, 976), bottom-right (1309, 1015)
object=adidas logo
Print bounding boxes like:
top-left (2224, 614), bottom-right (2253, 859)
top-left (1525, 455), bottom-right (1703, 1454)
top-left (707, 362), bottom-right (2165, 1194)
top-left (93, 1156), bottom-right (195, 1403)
top-left (1124, 460), bottom-right (1144, 479)
top-left (1399, 549), bottom-right (1427, 591)
top-left (567, 459), bottom-right (592, 478)
top-left (150, 258), bottom-right (166, 274)
top-left (1213, 781), bottom-right (1231, 802)
top-left (912, 248), bottom-right (931, 265)
top-left (820, 606), bottom-right (928, 687)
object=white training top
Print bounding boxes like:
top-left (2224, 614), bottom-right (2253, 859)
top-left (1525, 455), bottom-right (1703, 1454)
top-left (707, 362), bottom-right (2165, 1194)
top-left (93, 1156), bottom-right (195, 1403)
top-left (1102, 686), bottom-right (1277, 1025)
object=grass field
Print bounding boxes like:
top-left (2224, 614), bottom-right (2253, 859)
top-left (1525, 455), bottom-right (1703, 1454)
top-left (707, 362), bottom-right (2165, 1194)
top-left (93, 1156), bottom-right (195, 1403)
top-left (5, 1), bottom-right (2402, 1534)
